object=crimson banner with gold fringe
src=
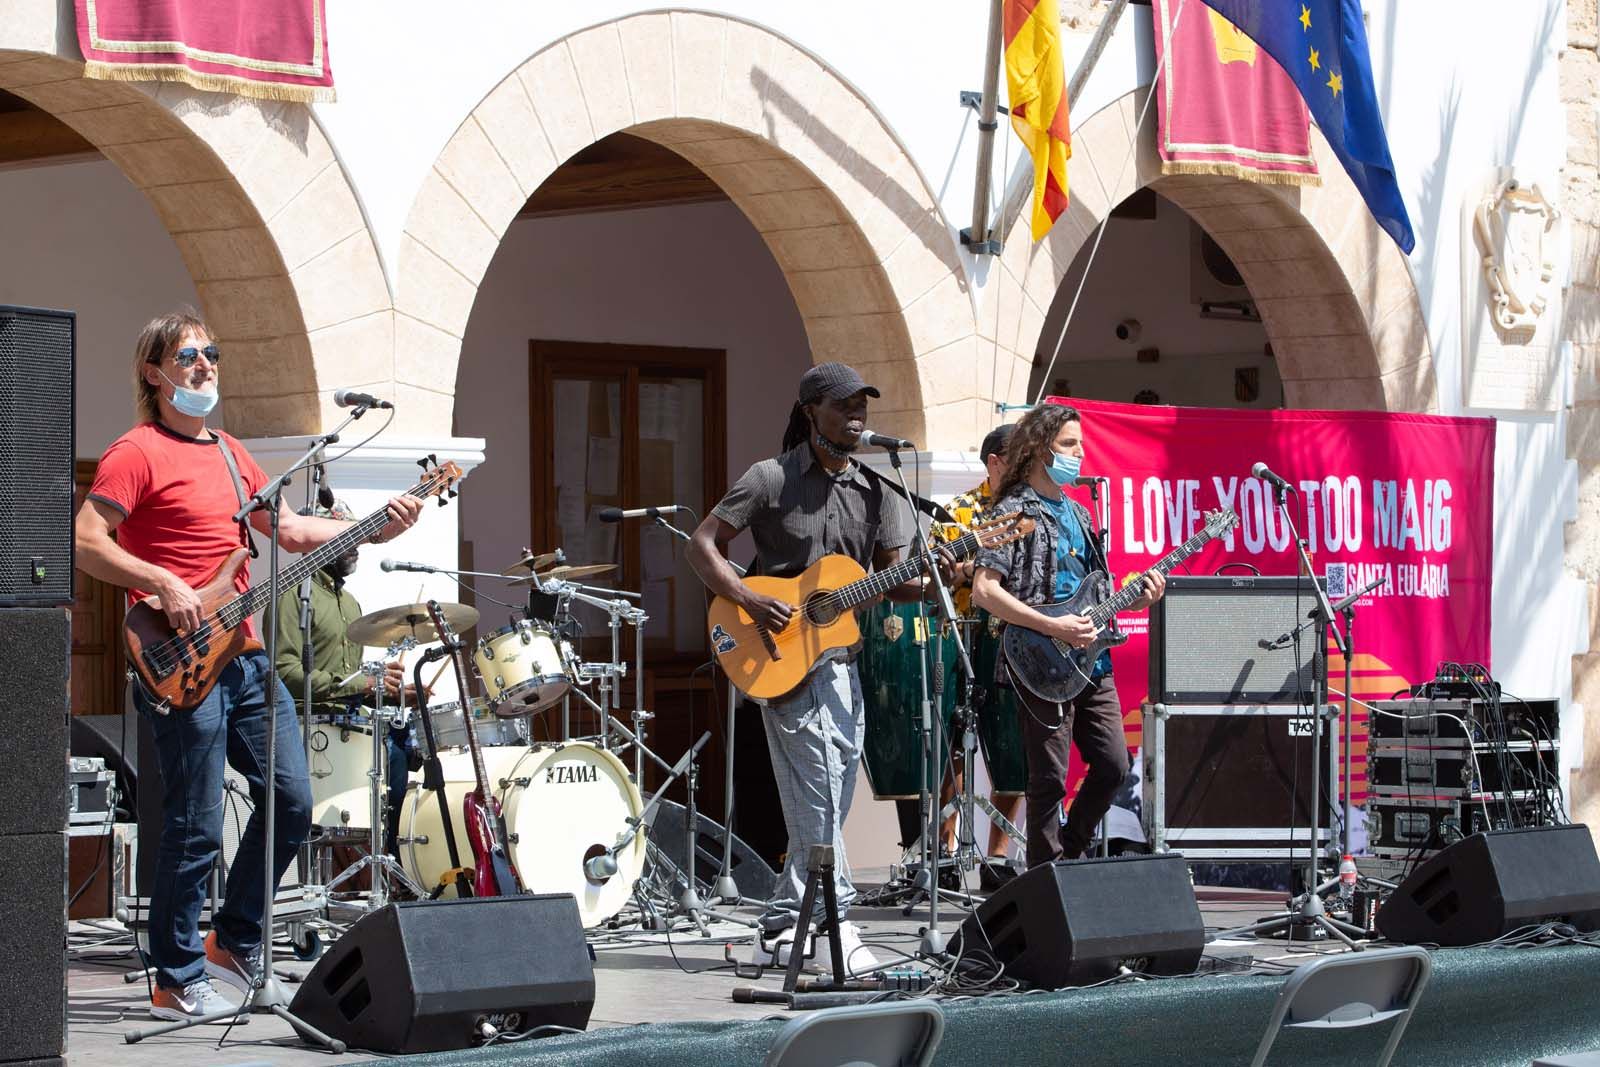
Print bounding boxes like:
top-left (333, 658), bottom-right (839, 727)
top-left (1151, 0), bottom-right (1317, 185)
top-left (75, 0), bottom-right (334, 103)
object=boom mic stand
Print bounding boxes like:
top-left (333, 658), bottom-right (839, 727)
top-left (1215, 481), bottom-right (1365, 949)
top-left (127, 408), bottom-right (373, 1051)
top-left (882, 442), bottom-right (973, 957)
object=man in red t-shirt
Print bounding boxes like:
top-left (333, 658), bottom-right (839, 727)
top-left (74, 310), bottom-right (423, 1022)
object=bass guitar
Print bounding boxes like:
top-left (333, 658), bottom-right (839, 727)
top-left (707, 512), bottom-right (1033, 701)
top-left (1001, 508), bottom-right (1239, 703)
top-left (124, 457), bottom-right (463, 712)
top-left (426, 599), bottom-right (522, 898)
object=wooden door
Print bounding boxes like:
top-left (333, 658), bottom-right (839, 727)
top-left (71, 460), bottom-right (124, 716)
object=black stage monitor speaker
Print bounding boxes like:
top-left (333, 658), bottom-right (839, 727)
top-left (649, 796), bottom-right (780, 903)
top-left (1376, 825), bottom-right (1600, 946)
top-left (0, 305), bottom-right (75, 608)
top-left (289, 895), bottom-right (595, 1053)
top-left (953, 853), bottom-right (1205, 989)
top-left (1149, 576), bottom-right (1325, 704)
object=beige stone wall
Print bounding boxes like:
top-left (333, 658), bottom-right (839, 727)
top-left (984, 88), bottom-right (1436, 413)
top-left (1563, 0), bottom-right (1600, 833)
top-left (395, 12), bottom-right (981, 449)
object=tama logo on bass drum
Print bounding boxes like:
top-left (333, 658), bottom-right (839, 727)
top-left (546, 762), bottom-right (600, 785)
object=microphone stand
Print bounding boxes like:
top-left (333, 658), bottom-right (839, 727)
top-left (1215, 482), bottom-right (1364, 949)
top-left (295, 443), bottom-right (325, 886)
top-left (127, 407), bottom-right (372, 1051)
top-left (645, 514), bottom-right (756, 906)
top-left (884, 443), bottom-right (972, 957)
top-left (1083, 476), bottom-right (1115, 859)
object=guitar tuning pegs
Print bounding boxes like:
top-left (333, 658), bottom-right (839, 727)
top-left (429, 453), bottom-right (439, 466)
top-left (447, 488), bottom-right (458, 498)
top-left (437, 496), bottom-right (448, 507)
top-left (417, 457), bottom-right (429, 470)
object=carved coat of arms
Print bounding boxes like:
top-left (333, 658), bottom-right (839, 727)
top-left (1474, 180), bottom-right (1559, 334)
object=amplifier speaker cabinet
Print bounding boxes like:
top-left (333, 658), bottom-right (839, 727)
top-left (0, 305), bottom-right (75, 607)
top-left (1148, 576), bottom-right (1326, 705)
top-left (1143, 702), bottom-right (1337, 860)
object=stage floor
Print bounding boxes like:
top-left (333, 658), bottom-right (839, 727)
top-left (61, 874), bottom-right (1366, 1067)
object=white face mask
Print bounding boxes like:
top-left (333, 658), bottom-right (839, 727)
top-left (158, 368), bottom-right (218, 418)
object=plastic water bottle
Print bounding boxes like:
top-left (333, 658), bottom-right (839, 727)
top-left (1338, 854), bottom-right (1358, 906)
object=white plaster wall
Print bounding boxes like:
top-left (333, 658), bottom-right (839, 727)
top-left (453, 199), bottom-right (812, 634)
top-left (0, 157), bottom-right (202, 458)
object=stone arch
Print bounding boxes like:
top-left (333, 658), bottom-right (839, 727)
top-left (988, 87), bottom-right (1436, 413)
top-left (0, 47), bottom-right (389, 436)
top-left (396, 12), bottom-right (978, 447)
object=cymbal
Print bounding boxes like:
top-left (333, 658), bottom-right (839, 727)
top-left (506, 548), bottom-right (564, 573)
top-left (511, 563), bottom-right (619, 585)
top-left (346, 601), bottom-right (480, 646)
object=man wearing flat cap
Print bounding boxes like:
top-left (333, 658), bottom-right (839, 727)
top-left (689, 361), bottom-right (925, 977)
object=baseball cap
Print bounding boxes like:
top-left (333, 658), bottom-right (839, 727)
top-left (798, 362), bottom-right (880, 404)
top-left (979, 424), bottom-right (1015, 462)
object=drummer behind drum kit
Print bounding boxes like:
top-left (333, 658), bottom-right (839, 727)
top-left (308, 548), bottom-right (740, 933)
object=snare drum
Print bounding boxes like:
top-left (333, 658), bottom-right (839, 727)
top-left (425, 698), bottom-right (528, 750)
top-left (472, 619), bottom-right (572, 716)
top-left (308, 718), bottom-right (378, 835)
top-left (400, 742), bottom-right (644, 925)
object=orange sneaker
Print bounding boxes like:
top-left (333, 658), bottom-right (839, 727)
top-left (203, 930), bottom-right (262, 995)
top-left (149, 977), bottom-right (245, 1023)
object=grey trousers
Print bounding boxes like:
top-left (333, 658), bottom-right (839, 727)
top-left (758, 656), bottom-right (864, 933)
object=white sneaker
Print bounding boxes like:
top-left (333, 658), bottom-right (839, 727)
top-left (831, 921), bottom-right (879, 977)
top-left (149, 977), bottom-right (247, 1024)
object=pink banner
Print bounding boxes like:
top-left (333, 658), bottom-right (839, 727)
top-left (1052, 397), bottom-right (1496, 806)
top-left (1151, 0), bottom-right (1318, 184)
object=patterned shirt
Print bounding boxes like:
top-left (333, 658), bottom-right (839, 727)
top-left (973, 481), bottom-right (1111, 684)
top-left (936, 478), bottom-right (994, 616)
top-left (712, 442), bottom-right (912, 578)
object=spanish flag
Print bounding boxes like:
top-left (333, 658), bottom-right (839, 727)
top-left (1005, 0), bottom-right (1071, 241)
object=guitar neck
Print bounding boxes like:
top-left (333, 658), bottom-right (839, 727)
top-left (214, 474), bottom-right (432, 631)
top-left (1086, 526), bottom-right (1217, 627)
top-left (829, 529), bottom-right (980, 612)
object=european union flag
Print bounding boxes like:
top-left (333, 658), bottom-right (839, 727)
top-left (1198, 0), bottom-right (1414, 253)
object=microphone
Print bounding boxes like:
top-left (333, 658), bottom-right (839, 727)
top-left (858, 429), bottom-right (915, 449)
top-left (598, 505), bottom-right (684, 522)
top-left (380, 559), bottom-right (435, 573)
top-left (1251, 462), bottom-right (1293, 494)
top-left (333, 388), bottom-right (394, 410)
top-left (584, 851), bottom-right (619, 881)
top-left (1071, 474), bottom-right (1108, 488)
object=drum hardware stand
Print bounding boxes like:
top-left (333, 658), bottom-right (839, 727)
top-left (321, 637), bottom-right (429, 908)
top-left (128, 423), bottom-right (367, 1051)
top-left (1213, 483), bottom-right (1366, 949)
top-left (407, 650), bottom-right (470, 894)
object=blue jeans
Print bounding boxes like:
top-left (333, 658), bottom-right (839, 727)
top-left (383, 723), bottom-right (413, 855)
top-left (133, 651), bottom-right (312, 989)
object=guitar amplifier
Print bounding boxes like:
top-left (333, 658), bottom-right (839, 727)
top-left (1148, 576), bottom-right (1326, 705)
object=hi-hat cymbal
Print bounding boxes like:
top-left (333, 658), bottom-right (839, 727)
top-left (506, 547), bottom-right (564, 573)
top-left (511, 563), bottom-right (618, 585)
top-left (346, 601), bottom-right (479, 646)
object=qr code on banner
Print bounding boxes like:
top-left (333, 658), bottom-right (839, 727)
top-left (1325, 562), bottom-right (1348, 599)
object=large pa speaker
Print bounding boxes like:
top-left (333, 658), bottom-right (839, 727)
top-left (0, 305), bottom-right (75, 608)
top-left (1148, 576), bottom-right (1325, 704)
top-left (952, 853), bottom-right (1205, 989)
top-left (1376, 825), bottom-right (1600, 946)
top-left (289, 895), bottom-right (595, 1053)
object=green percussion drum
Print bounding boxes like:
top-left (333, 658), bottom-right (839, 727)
top-left (857, 601), bottom-right (958, 800)
top-left (972, 610), bottom-right (1028, 796)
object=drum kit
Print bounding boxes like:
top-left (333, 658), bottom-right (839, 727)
top-left (305, 549), bottom-right (724, 932)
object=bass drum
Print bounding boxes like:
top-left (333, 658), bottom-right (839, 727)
top-left (857, 601), bottom-right (958, 800)
top-left (972, 610), bottom-right (1027, 796)
top-left (400, 742), bottom-right (644, 926)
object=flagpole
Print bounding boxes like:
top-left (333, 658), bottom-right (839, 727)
top-left (990, 0), bottom-right (1129, 245)
top-left (963, 0), bottom-right (1005, 255)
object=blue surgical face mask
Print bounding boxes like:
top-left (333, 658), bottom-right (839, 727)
top-left (1046, 450), bottom-right (1082, 487)
top-left (159, 368), bottom-right (218, 418)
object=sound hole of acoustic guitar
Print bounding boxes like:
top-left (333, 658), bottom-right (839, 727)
top-left (803, 590), bottom-right (840, 627)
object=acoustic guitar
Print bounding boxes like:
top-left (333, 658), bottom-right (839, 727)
top-left (706, 513), bottom-right (1032, 701)
top-left (124, 457), bottom-right (463, 712)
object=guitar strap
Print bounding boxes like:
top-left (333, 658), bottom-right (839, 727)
top-left (213, 433), bottom-right (260, 559)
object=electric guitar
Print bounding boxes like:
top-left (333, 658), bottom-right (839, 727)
top-left (707, 512), bottom-right (1034, 701)
top-left (123, 457), bottom-right (464, 712)
top-left (1001, 508), bottom-right (1239, 703)
top-left (427, 599), bottom-right (522, 898)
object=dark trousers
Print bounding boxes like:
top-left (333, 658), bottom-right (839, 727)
top-left (1015, 673), bottom-right (1128, 869)
top-left (133, 651), bottom-right (313, 989)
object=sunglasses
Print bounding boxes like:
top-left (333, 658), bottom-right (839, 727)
top-left (172, 345), bottom-right (221, 368)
